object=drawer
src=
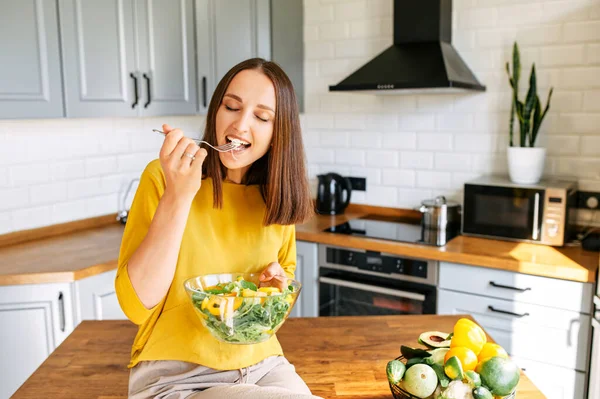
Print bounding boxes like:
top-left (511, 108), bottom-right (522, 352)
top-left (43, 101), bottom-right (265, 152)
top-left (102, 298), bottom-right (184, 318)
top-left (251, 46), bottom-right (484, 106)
top-left (511, 356), bottom-right (586, 399)
top-left (439, 262), bottom-right (593, 313)
top-left (438, 289), bottom-right (591, 371)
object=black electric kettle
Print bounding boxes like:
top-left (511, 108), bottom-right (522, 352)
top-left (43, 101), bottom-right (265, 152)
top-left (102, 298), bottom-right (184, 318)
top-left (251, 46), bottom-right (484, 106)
top-left (316, 173), bottom-right (352, 215)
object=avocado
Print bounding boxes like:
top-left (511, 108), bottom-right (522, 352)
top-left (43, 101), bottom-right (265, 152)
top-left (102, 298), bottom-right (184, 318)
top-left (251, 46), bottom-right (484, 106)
top-left (401, 345), bottom-right (432, 359)
top-left (418, 331), bottom-right (451, 348)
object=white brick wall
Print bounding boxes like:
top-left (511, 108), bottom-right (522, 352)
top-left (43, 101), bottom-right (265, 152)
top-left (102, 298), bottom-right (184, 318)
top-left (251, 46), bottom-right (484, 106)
top-left (0, 0), bottom-right (599, 234)
top-left (303, 0), bottom-right (600, 226)
top-left (0, 116), bottom-right (205, 233)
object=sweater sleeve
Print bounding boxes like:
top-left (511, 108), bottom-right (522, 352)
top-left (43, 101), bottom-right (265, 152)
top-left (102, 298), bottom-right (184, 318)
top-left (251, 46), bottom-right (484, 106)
top-left (115, 159), bottom-right (165, 325)
top-left (278, 224), bottom-right (297, 280)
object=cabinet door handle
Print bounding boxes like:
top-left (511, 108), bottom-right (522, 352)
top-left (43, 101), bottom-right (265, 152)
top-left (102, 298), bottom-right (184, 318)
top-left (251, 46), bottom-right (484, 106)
top-left (202, 76), bottom-right (207, 108)
top-left (58, 292), bottom-right (66, 332)
top-left (143, 73), bottom-right (152, 108)
top-left (488, 305), bottom-right (530, 318)
top-left (130, 73), bottom-right (139, 109)
top-left (489, 281), bottom-right (531, 292)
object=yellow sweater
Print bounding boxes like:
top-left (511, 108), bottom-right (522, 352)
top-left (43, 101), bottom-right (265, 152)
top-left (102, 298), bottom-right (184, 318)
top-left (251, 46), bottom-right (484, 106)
top-left (115, 159), bottom-right (296, 370)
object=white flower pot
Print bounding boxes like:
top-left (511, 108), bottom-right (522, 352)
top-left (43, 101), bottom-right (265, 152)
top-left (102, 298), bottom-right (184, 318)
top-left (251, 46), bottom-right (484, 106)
top-left (507, 146), bottom-right (546, 184)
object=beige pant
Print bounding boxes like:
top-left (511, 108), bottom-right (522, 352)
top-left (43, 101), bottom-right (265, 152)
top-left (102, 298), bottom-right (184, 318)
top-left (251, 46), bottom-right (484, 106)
top-left (128, 356), bottom-right (323, 399)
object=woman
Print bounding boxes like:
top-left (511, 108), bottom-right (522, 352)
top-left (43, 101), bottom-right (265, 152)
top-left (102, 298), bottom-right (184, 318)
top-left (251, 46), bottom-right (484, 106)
top-left (116, 58), bottom-right (319, 399)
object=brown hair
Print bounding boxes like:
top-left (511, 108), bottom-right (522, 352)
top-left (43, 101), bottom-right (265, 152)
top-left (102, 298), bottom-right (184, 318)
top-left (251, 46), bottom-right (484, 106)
top-left (201, 58), bottom-right (314, 226)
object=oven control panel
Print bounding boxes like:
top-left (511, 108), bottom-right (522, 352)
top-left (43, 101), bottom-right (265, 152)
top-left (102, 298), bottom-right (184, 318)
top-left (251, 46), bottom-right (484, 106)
top-left (325, 247), bottom-right (428, 278)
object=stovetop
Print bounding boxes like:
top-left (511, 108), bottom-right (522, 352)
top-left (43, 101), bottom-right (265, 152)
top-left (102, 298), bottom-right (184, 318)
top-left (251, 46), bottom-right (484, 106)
top-left (323, 215), bottom-right (460, 246)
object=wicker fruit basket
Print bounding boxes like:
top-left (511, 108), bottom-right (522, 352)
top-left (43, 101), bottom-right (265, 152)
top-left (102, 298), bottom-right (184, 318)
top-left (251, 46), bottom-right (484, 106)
top-left (387, 354), bottom-right (517, 399)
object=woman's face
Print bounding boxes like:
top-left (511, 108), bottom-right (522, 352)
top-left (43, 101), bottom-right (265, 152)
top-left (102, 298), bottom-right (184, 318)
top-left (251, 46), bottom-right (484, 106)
top-left (215, 69), bottom-right (276, 180)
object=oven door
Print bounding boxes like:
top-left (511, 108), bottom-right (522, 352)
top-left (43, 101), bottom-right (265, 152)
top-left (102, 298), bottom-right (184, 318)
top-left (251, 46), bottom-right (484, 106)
top-left (463, 184), bottom-right (544, 242)
top-left (318, 267), bottom-right (436, 316)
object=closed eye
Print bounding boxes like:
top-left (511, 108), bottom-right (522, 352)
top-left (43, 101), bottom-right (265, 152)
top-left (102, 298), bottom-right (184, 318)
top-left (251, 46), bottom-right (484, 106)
top-left (225, 105), bottom-right (239, 111)
top-left (256, 115), bottom-right (269, 122)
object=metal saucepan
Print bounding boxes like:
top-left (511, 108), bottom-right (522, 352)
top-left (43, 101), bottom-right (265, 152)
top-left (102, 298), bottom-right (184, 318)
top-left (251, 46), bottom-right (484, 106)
top-left (418, 196), bottom-right (461, 230)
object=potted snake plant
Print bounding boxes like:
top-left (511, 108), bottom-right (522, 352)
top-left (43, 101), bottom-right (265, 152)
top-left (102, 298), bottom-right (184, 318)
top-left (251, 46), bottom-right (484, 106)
top-left (506, 42), bottom-right (554, 184)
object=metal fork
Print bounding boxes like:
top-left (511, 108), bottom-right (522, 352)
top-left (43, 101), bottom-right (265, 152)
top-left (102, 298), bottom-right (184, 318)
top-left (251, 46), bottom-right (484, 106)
top-left (152, 129), bottom-right (239, 152)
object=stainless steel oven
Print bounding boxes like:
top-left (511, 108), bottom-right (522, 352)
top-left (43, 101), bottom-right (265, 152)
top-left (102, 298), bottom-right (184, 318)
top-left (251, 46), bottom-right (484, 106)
top-left (318, 244), bottom-right (438, 316)
top-left (462, 176), bottom-right (577, 246)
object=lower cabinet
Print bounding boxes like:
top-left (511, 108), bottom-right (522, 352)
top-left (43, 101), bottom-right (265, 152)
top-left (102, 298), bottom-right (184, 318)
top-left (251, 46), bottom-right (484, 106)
top-left (437, 262), bottom-right (592, 399)
top-left (73, 269), bottom-right (127, 324)
top-left (0, 282), bottom-right (75, 399)
top-left (294, 240), bottom-right (318, 318)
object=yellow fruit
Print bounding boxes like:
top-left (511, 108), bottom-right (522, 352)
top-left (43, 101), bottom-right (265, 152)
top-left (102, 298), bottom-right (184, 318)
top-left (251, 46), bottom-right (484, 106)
top-left (258, 287), bottom-right (281, 294)
top-left (478, 343), bottom-right (509, 363)
top-left (201, 297), bottom-right (209, 310)
top-left (242, 288), bottom-right (258, 297)
top-left (450, 318), bottom-right (487, 355)
top-left (444, 346), bottom-right (478, 371)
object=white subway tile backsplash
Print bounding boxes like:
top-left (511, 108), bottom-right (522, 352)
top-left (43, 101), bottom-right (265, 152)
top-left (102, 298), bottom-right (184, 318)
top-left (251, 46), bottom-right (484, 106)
top-left (0, 168), bottom-right (8, 188)
top-left (558, 113), bottom-right (600, 133)
top-left (546, 136), bottom-right (581, 155)
top-left (435, 153), bottom-right (472, 171)
top-left (0, 187), bottom-right (29, 211)
top-left (583, 91), bottom-right (600, 111)
top-left (563, 21), bottom-right (600, 43)
top-left (10, 164), bottom-right (50, 186)
top-left (1, 0), bottom-right (599, 234)
top-left (417, 133), bottom-right (453, 151)
top-left (400, 152), bottom-right (434, 170)
top-left (350, 131), bottom-right (382, 148)
top-left (417, 171), bottom-right (452, 189)
top-left (454, 134), bottom-right (497, 153)
top-left (321, 131), bottom-right (349, 147)
top-left (30, 182), bottom-right (68, 206)
top-left (561, 68), bottom-right (600, 89)
top-left (86, 194), bottom-right (119, 217)
top-left (366, 185), bottom-right (398, 207)
top-left (12, 206), bottom-right (52, 231)
top-left (0, 212), bottom-right (12, 235)
top-left (350, 167), bottom-right (381, 185)
top-left (307, 148), bottom-right (335, 164)
top-left (52, 199), bottom-right (87, 224)
top-left (366, 150), bottom-right (399, 168)
top-left (400, 114), bottom-right (436, 130)
top-left (588, 44), bottom-right (600, 65)
top-left (304, 4), bottom-right (334, 24)
top-left (382, 169), bottom-right (415, 187)
top-left (334, 113), bottom-right (366, 130)
top-left (85, 156), bottom-right (119, 177)
top-left (382, 132), bottom-right (417, 150)
top-left (319, 22), bottom-right (349, 40)
top-left (397, 188), bottom-right (433, 208)
top-left (581, 136), bottom-right (600, 156)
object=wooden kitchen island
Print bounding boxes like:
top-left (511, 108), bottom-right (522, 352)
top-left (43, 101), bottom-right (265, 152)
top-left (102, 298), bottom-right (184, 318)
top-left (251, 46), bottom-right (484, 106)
top-left (13, 315), bottom-right (544, 399)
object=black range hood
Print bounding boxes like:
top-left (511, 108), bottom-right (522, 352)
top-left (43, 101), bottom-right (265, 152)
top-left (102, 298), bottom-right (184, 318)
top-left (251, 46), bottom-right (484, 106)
top-left (329, 0), bottom-right (485, 94)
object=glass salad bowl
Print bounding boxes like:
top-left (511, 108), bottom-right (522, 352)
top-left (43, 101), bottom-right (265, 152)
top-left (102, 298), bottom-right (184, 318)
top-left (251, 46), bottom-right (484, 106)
top-left (184, 273), bottom-right (301, 345)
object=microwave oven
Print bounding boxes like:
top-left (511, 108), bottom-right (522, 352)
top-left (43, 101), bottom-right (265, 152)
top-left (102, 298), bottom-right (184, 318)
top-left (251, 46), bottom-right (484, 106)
top-left (462, 176), bottom-right (577, 246)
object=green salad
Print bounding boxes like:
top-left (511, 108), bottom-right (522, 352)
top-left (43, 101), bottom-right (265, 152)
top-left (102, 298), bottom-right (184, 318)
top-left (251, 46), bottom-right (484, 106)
top-left (190, 276), bottom-right (296, 344)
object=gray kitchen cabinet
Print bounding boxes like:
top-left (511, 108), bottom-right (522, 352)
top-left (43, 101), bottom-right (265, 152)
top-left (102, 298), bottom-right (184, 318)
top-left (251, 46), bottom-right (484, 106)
top-left (0, 282), bottom-right (75, 399)
top-left (59, 0), bottom-right (138, 117)
top-left (296, 240), bottom-right (318, 318)
top-left (136, 0), bottom-right (197, 116)
top-left (437, 262), bottom-right (592, 399)
top-left (59, 0), bottom-right (196, 118)
top-left (0, 0), bottom-right (64, 119)
top-left (73, 269), bottom-right (127, 324)
top-left (196, 0), bottom-right (271, 114)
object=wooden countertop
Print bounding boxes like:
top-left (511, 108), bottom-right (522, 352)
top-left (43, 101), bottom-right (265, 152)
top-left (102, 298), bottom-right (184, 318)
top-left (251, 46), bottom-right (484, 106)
top-left (12, 315), bottom-right (544, 399)
top-left (0, 205), bottom-right (597, 286)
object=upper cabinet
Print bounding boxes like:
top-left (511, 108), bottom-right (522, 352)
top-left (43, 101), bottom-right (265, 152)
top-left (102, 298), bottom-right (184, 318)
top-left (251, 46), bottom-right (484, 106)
top-left (196, 0), bottom-right (271, 114)
top-left (0, 0), bottom-right (302, 119)
top-left (59, 0), bottom-right (138, 117)
top-left (59, 0), bottom-right (196, 118)
top-left (0, 0), bottom-right (64, 119)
